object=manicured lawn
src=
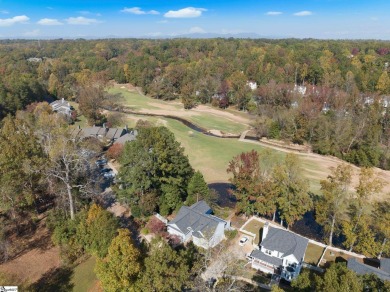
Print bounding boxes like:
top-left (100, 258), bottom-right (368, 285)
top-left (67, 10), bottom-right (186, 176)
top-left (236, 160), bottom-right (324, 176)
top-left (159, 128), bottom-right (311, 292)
top-left (304, 243), bottom-right (325, 265)
top-left (108, 87), bottom-right (248, 135)
top-left (241, 219), bottom-right (264, 245)
top-left (72, 256), bottom-right (98, 292)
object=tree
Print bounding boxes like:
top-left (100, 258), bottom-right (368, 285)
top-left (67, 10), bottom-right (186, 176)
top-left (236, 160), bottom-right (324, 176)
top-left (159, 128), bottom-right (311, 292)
top-left (0, 116), bottom-right (45, 220)
top-left (118, 127), bottom-right (193, 215)
top-left (273, 154), bottom-right (312, 228)
top-left (227, 150), bottom-right (262, 215)
top-left (314, 263), bottom-right (362, 292)
top-left (138, 239), bottom-right (191, 291)
top-left (80, 204), bottom-right (119, 258)
top-left (95, 229), bottom-right (141, 292)
top-left (45, 129), bottom-right (99, 220)
top-left (373, 201), bottom-right (390, 258)
top-left (376, 71), bottom-right (390, 94)
top-left (107, 143), bottom-right (124, 160)
top-left (186, 171), bottom-right (211, 205)
top-left (315, 164), bottom-right (352, 246)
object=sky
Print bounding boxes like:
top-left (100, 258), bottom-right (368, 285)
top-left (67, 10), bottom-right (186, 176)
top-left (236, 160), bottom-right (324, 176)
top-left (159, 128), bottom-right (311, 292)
top-left (0, 0), bottom-right (390, 39)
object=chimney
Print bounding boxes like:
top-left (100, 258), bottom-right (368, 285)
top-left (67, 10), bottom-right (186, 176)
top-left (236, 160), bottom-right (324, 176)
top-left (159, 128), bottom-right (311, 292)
top-left (103, 123), bottom-right (107, 129)
top-left (262, 222), bottom-right (269, 241)
top-left (125, 125), bottom-right (128, 133)
top-left (62, 97), bottom-right (64, 103)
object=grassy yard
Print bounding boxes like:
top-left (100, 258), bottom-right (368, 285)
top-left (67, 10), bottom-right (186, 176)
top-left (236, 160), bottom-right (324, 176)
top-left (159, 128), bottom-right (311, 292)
top-left (304, 243), bottom-right (325, 265)
top-left (320, 249), bottom-right (354, 267)
top-left (72, 256), bottom-right (98, 292)
top-left (241, 219), bottom-right (264, 245)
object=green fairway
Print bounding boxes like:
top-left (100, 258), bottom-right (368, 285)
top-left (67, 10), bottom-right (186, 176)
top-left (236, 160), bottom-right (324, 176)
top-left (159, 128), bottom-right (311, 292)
top-left (108, 86), bottom-right (248, 135)
top-left (72, 257), bottom-right (97, 292)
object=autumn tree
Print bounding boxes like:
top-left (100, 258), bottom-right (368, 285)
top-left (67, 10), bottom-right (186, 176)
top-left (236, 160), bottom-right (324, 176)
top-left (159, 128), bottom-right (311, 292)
top-left (106, 143), bottom-right (124, 160)
top-left (273, 153), bottom-right (312, 228)
top-left (373, 201), bottom-right (390, 258)
top-left (95, 229), bottom-right (141, 292)
top-left (79, 204), bottom-right (119, 258)
top-left (138, 239), bottom-right (191, 291)
top-left (315, 164), bottom-right (353, 246)
top-left (314, 263), bottom-right (363, 292)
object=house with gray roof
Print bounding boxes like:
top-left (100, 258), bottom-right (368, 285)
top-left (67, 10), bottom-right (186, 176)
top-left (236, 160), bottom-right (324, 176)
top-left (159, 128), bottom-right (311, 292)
top-left (50, 98), bottom-right (72, 116)
top-left (347, 258), bottom-right (390, 282)
top-left (249, 222), bottom-right (308, 281)
top-left (167, 201), bottom-right (230, 249)
top-left (114, 130), bottom-right (138, 145)
top-left (71, 124), bottom-right (129, 145)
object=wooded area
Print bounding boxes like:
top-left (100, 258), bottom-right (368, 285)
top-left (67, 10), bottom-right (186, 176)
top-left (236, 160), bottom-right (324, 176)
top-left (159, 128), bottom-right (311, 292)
top-left (0, 38), bottom-right (389, 169)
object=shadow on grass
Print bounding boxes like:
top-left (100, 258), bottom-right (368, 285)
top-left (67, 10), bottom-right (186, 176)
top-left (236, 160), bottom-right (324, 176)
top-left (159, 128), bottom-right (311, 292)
top-left (208, 182), bottom-right (236, 208)
top-left (29, 266), bottom-right (74, 292)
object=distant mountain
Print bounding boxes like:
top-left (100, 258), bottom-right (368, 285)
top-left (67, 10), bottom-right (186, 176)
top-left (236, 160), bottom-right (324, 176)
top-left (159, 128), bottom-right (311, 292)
top-left (141, 32), bottom-right (286, 39)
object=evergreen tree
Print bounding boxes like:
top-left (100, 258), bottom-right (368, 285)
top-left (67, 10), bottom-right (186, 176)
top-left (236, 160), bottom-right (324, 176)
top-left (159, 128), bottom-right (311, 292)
top-left (186, 171), bottom-right (210, 205)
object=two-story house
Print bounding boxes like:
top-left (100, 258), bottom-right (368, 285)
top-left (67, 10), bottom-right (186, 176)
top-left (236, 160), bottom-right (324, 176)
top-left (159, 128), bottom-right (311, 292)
top-left (249, 222), bottom-right (308, 281)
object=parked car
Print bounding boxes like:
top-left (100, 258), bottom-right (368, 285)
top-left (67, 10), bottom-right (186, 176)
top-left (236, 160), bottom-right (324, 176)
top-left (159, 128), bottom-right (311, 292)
top-left (100, 168), bottom-right (112, 174)
top-left (95, 159), bottom-right (107, 167)
top-left (239, 236), bottom-right (248, 246)
top-left (103, 171), bottom-right (115, 179)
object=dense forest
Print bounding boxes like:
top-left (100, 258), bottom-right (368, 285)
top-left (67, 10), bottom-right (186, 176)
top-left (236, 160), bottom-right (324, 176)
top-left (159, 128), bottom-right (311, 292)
top-left (0, 38), bottom-right (389, 169)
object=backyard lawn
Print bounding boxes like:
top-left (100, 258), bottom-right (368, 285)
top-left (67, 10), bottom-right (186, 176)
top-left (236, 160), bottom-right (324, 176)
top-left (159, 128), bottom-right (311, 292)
top-left (241, 219), bottom-right (264, 245)
top-left (304, 243), bottom-right (325, 265)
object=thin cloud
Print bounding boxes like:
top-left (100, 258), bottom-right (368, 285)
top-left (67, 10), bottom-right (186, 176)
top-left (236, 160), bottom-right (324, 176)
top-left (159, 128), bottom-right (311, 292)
top-left (121, 7), bottom-right (159, 15)
top-left (266, 11), bottom-right (282, 16)
top-left (66, 16), bottom-right (100, 25)
top-left (24, 29), bottom-right (40, 37)
top-left (78, 11), bottom-right (102, 16)
top-left (294, 11), bottom-right (313, 16)
top-left (164, 7), bottom-right (206, 18)
top-left (0, 15), bottom-right (29, 26)
top-left (189, 26), bottom-right (206, 34)
top-left (37, 18), bottom-right (63, 25)
top-left (0, 10), bottom-right (9, 14)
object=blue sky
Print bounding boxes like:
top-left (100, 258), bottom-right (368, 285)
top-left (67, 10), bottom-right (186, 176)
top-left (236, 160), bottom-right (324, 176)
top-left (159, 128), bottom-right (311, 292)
top-left (0, 0), bottom-right (389, 39)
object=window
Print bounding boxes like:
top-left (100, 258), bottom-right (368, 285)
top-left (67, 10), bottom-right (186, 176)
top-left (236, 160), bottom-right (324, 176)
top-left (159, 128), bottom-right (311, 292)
top-left (265, 249), bottom-right (272, 256)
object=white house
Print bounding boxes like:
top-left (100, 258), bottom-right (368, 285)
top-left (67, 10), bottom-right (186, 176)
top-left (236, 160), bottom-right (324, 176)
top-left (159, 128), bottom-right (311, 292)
top-left (167, 201), bottom-right (230, 249)
top-left (247, 81), bottom-right (258, 91)
top-left (50, 98), bottom-right (72, 116)
top-left (294, 84), bottom-right (307, 96)
top-left (249, 222), bottom-right (308, 281)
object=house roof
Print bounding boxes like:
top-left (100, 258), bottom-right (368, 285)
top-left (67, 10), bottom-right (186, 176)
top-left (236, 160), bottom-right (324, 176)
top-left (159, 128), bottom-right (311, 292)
top-left (261, 227), bottom-right (308, 261)
top-left (250, 249), bottom-right (283, 267)
top-left (348, 258), bottom-right (390, 281)
top-left (380, 258), bottom-right (390, 274)
top-left (168, 201), bottom-right (223, 239)
top-left (190, 200), bottom-right (212, 214)
top-left (50, 99), bottom-right (72, 115)
top-left (114, 131), bottom-right (138, 145)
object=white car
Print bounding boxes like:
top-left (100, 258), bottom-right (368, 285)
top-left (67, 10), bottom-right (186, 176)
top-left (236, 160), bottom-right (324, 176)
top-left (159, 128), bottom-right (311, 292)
top-left (239, 236), bottom-right (248, 246)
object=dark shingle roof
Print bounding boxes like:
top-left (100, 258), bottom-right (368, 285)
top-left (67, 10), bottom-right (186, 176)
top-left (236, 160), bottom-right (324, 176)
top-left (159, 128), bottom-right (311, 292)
top-left (261, 227), bottom-right (308, 261)
top-left (380, 258), bottom-right (390, 274)
top-left (348, 258), bottom-right (390, 281)
top-left (190, 200), bottom-right (212, 214)
top-left (114, 132), bottom-right (137, 145)
top-left (250, 249), bottom-right (283, 267)
top-left (168, 201), bottom-right (222, 238)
